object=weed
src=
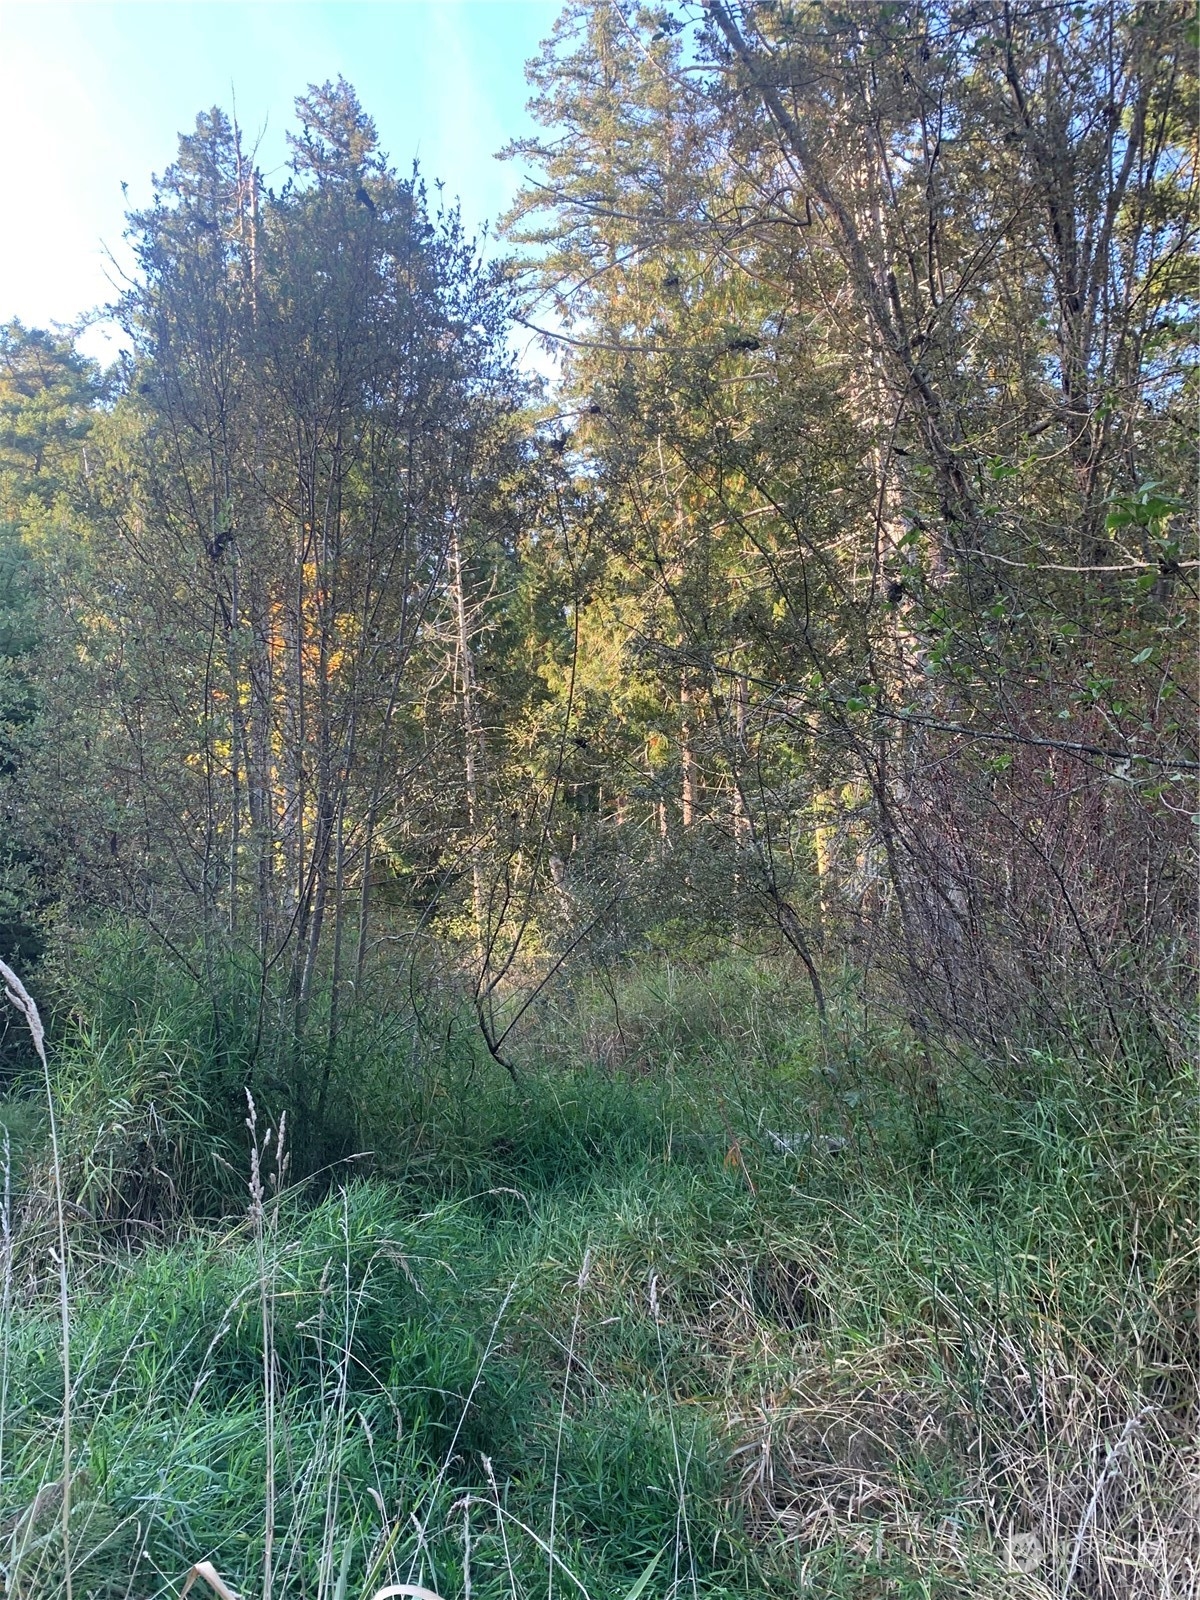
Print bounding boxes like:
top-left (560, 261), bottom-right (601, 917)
top-left (0, 955), bottom-right (1193, 1597)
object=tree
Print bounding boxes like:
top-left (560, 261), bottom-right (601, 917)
top-left (507, 0), bottom-right (1198, 1058)
top-left (31, 84), bottom-right (526, 1097)
top-left (0, 323), bottom-right (98, 975)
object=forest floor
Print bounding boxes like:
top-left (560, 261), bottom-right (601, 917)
top-left (0, 960), bottom-right (1195, 1599)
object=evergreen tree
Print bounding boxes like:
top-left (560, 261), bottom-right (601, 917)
top-left (508, 0), bottom-right (1198, 1051)
top-left (28, 85), bottom-right (527, 1088)
top-left (0, 323), bottom-right (98, 969)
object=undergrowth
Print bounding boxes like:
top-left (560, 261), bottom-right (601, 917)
top-left (0, 955), bottom-right (1195, 1597)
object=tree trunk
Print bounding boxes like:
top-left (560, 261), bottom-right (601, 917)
top-left (451, 519), bottom-right (486, 952)
top-left (680, 678), bottom-right (698, 827)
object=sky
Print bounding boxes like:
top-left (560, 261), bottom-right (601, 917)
top-left (0, 1), bottom-right (564, 362)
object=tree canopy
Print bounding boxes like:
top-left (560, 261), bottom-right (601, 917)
top-left (0, 5), bottom-right (1194, 1108)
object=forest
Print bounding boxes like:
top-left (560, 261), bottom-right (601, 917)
top-left (0, 3), bottom-right (1195, 1597)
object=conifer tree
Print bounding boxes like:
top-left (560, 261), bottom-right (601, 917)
top-left (33, 84), bottom-right (526, 1078)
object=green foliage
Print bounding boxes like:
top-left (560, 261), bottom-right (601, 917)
top-left (0, 325), bottom-right (99, 991)
top-left (0, 23), bottom-right (1195, 1592)
top-left (498, 0), bottom-right (1199, 1062)
top-left (1, 962), bottom-right (1194, 1596)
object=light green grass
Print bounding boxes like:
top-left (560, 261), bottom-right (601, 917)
top-left (0, 959), bottom-right (1195, 1598)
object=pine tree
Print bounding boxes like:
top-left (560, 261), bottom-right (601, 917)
top-left (0, 323), bottom-right (98, 979)
top-left (33, 85), bottom-right (527, 1085)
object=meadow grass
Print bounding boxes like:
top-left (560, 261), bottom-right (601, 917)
top-left (0, 957), bottom-right (1194, 1598)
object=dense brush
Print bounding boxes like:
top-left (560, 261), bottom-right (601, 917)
top-left (0, 957), bottom-right (1194, 1598)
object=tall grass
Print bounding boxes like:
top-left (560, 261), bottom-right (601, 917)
top-left (0, 952), bottom-right (1194, 1597)
top-left (0, 956), bottom-right (71, 1600)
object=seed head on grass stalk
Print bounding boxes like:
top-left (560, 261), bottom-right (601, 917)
top-left (245, 1089), bottom-right (286, 1600)
top-left (0, 956), bottom-right (71, 1600)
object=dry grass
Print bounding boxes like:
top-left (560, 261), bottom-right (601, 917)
top-left (0, 956), bottom-right (71, 1600)
top-left (0, 956), bottom-right (1193, 1598)
top-left (727, 1336), bottom-right (1198, 1597)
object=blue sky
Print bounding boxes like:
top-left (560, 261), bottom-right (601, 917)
top-left (0, 1), bottom-right (563, 360)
